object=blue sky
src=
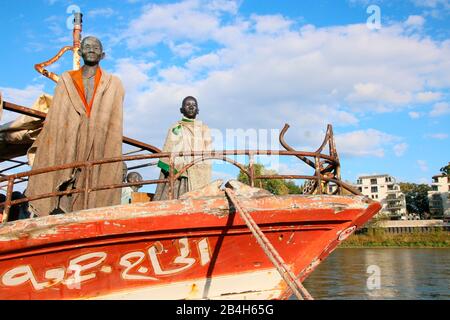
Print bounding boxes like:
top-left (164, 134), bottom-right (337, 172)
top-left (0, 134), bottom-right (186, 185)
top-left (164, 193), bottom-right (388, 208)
top-left (1, 0), bottom-right (449, 189)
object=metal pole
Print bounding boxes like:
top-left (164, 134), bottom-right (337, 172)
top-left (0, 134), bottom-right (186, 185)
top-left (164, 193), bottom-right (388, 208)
top-left (2, 178), bottom-right (14, 223)
top-left (72, 12), bottom-right (83, 71)
top-left (225, 188), bottom-right (313, 300)
top-left (168, 155), bottom-right (174, 200)
top-left (315, 156), bottom-right (322, 195)
top-left (83, 165), bottom-right (91, 210)
top-left (249, 153), bottom-right (255, 187)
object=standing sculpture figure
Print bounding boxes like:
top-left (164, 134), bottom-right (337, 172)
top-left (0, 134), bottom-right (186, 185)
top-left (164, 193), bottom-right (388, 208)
top-left (153, 96), bottom-right (212, 200)
top-left (26, 36), bottom-right (125, 216)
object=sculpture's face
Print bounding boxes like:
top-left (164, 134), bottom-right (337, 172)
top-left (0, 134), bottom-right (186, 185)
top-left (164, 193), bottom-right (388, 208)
top-left (181, 98), bottom-right (199, 119)
top-left (80, 37), bottom-right (104, 66)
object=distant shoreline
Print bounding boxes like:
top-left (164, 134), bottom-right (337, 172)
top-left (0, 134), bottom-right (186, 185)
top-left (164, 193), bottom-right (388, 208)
top-left (339, 230), bottom-right (449, 248)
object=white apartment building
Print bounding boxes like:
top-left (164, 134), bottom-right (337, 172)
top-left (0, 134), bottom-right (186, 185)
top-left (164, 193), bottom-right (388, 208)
top-left (356, 174), bottom-right (407, 219)
top-left (428, 174), bottom-right (450, 219)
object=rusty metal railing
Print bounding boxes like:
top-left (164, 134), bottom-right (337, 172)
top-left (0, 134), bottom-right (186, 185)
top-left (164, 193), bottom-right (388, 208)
top-left (0, 124), bottom-right (362, 223)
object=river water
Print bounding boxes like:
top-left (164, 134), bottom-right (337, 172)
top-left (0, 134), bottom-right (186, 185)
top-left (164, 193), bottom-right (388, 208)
top-left (301, 248), bottom-right (450, 300)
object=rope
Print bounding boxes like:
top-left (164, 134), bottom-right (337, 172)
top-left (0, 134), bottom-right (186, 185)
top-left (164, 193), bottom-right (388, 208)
top-left (224, 188), bottom-right (313, 300)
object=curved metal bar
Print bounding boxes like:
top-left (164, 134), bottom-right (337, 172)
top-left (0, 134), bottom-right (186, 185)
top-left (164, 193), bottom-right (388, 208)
top-left (315, 124), bottom-right (332, 154)
top-left (173, 155), bottom-right (251, 181)
top-left (34, 46), bottom-right (73, 83)
top-left (279, 124), bottom-right (316, 169)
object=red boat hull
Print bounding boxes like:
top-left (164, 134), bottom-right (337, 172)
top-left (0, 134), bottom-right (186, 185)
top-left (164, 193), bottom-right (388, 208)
top-left (0, 194), bottom-right (380, 299)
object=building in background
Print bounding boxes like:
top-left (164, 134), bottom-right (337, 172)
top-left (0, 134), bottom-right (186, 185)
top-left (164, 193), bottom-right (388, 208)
top-left (428, 174), bottom-right (450, 219)
top-left (356, 174), bottom-right (407, 219)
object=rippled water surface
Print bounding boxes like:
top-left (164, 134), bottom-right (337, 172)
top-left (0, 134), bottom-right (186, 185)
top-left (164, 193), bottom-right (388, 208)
top-left (301, 248), bottom-right (450, 300)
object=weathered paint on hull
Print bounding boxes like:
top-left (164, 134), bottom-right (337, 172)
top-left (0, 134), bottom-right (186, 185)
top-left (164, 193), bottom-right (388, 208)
top-left (0, 194), bottom-right (381, 300)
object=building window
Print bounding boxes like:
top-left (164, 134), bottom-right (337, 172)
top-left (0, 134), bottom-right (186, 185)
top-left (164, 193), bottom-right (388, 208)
top-left (370, 179), bottom-right (377, 185)
top-left (357, 179), bottom-right (362, 184)
top-left (432, 185), bottom-right (438, 191)
top-left (371, 186), bottom-right (378, 193)
top-left (358, 187), bottom-right (362, 192)
top-left (385, 177), bottom-right (392, 182)
top-left (387, 185), bottom-right (394, 190)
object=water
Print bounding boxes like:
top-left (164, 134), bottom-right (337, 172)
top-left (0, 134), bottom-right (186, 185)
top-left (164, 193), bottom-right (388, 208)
top-left (301, 248), bottom-right (450, 300)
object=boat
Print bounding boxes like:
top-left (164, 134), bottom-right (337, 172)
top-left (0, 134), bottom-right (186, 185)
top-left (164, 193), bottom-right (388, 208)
top-left (0, 13), bottom-right (381, 300)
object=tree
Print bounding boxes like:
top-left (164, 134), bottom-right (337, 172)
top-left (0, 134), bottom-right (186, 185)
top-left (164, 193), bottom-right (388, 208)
top-left (440, 162), bottom-right (450, 176)
top-left (399, 183), bottom-right (431, 219)
top-left (237, 164), bottom-right (303, 195)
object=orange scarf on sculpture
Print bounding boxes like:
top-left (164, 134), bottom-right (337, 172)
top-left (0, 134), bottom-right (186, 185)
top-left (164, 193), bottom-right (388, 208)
top-left (69, 67), bottom-right (102, 117)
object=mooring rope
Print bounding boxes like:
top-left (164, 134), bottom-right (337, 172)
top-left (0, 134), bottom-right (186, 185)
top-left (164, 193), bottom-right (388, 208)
top-left (224, 188), bottom-right (313, 300)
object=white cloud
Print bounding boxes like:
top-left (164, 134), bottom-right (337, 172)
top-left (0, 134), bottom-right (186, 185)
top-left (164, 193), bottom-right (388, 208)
top-left (404, 15), bottom-right (425, 28)
top-left (251, 14), bottom-right (294, 34)
top-left (87, 8), bottom-right (116, 18)
top-left (335, 129), bottom-right (399, 158)
top-left (429, 102), bottom-right (450, 117)
top-left (417, 160), bottom-right (429, 172)
top-left (347, 82), bottom-right (413, 107)
top-left (168, 42), bottom-right (199, 58)
top-left (425, 133), bottom-right (449, 139)
top-left (0, 84), bottom-right (46, 107)
top-left (416, 91), bottom-right (442, 102)
top-left (393, 143), bottom-right (408, 156)
top-left (408, 111), bottom-right (421, 119)
top-left (112, 2), bottom-right (450, 153)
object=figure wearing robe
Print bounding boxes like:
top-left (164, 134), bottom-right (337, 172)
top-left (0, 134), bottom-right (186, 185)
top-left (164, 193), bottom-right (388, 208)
top-left (26, 68), bottom-right (124, 216)
top-left (153, 117), bottom-right (212, 200)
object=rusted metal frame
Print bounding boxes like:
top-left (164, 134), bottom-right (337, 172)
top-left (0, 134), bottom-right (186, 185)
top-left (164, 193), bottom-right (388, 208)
top-left (34, 46), bottom-right (73, 83)
top-left (90, 179), bottom-right (168, 193)
top-left (0, 162), bottom-right (27, 174)
top-left (172, 155), bottom-right (250, 181)
top-left (256, 175), bottom-right (361, 196)
top-left (3, 188), bottom-right (84, 210)
top-left (168, 155), bottom-right (174, 200)
top-left (280, 124), bottom-right (316, 168)
top-left (248, 152), bottom-right (255, 187)
top-left (0, 153), bottom-right (169, 183)
top-left (1, 178), bottom-right (15, 223)
top-left (281, 124), bottom-right (338, 193)
top-left (0, 178), bottom-right (170, 209)
top-left (1, 101), bottom-right (162, 154)
top-left (0, 158), bottom-right (28, 165)
top-left (0, 149), bottom-right (348, 214)
top-left (127, 162), bottom-right (157, 171)
top-left (225, 188), bottom-right (313, 300)
top-left (0, 149), bottom-right (340, 186)
top-left (315, 156), bottom-right (322, 195)
top-left (315, 124), bottom-right (332, 154)
top-left (83, 164), bottom-right (92, 210)
top-left (0, 178), bottom-right (27, 191)
top-left (72, 12), bottom-right (82, 71)
top-left (123, 148), bottom-right (145, 156)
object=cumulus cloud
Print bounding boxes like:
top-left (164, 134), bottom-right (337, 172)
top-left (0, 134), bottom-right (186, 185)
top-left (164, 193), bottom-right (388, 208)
top-left (108, 1), bottom-right (450, 153)
top-left (429, 102), bottom-right (450, 117)
top-left (404, 15), bottom-right (425, 28)
top-left (87, 8), bottom-right (116, 18)
top-left (0, 84), bottom-right (46, 107)
top-left (335, 129), bottom-right (399, 158)
top-left (416, 91), bottom-right (442, 102)
top-left (408, 111), bottom-right (421, 119)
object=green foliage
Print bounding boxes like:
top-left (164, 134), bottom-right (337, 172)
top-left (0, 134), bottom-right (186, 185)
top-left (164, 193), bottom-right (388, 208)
top-left (399, 182), bottom-right (431, 217)
top-left (237, 163), bottom-right (303, 195)
top-left (340, 229), bottom-right (450, 248)
top-left (440, 162), bottom-right (450, 176)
